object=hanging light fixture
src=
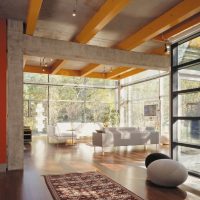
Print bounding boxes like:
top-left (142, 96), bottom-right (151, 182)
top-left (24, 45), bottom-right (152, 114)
top-left (72, 0), bottom-right (78, 17)
top-left (165, 43), bottom-right (171, 54)
top-left (40, 57), bottom-right (48, 72)
top-left (161, 33), bottom-right (171, 54)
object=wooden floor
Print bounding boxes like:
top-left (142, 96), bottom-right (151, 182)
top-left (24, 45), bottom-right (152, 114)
top-left (0, 135), bottom-right (199, 200)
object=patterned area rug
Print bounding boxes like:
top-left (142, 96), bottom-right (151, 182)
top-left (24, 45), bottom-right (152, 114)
top-left (44, 171), bottom-right (143, 200)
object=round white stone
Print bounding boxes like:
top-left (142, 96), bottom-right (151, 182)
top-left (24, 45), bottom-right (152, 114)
top-left (147, 159), bottom-right (188, 187)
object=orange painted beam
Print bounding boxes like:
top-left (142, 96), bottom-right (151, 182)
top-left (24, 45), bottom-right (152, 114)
top-left (50, 59), bottom-right (64, 75)
top-left (106, 45), bottom-right (168, 79)
top-left (24, 65), bottom-right (50, 74)
top-left (154, 13), bottom-right (200, 41)
top-left (56, 69), bottom-right (118, 79)
top-left (106, 66), bottom-right (133, 79)
top-left (52, 0), bottom-right (130, 75)
top-left (116, 0), bottom-right (200, 50)
top-left (75, 0), bottom-right (130, 43)
top-left (56, 69), bottom-right (81, 76)
top-left (23, 65), bottom-right (119, 80)
top-left (0, 19), bottom-right (7, 165)
top-left (80, 63), bottom-right (100, 77)
top-left (81, 0), bottom-right (197, 78)
top-left (87, 72), bottom-right (106, 79)
top-left (26, 0), bottom-right (43, 35)
top-left (86, 72), bottom-right (118, 80)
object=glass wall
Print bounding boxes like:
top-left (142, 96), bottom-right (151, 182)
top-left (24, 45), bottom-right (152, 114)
top-left (24, 73), bottom-right (117, 134)
top-left (171, 32), bottom-right (200, 177)
top-left (120, 71), bottom-right (169, 135)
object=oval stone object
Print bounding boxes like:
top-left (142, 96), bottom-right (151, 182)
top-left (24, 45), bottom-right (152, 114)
top-left (147, 159), bottom-right (188, 187)
top-left (145, 153), bottom-right (170, 168)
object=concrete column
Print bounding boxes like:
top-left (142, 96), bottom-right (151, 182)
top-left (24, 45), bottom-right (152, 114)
top-left (7, 20), bottom-right (24, 170)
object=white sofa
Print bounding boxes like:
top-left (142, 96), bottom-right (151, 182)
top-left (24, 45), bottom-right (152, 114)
top-left (92, 127), bottom-right (159, 152)
top-left (47, 122), bottom-right (103, 143)
top-left (47, 125), bottom-right (77, 144)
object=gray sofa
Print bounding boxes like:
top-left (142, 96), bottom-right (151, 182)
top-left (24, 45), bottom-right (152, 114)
top-left (92, 127), bottom-right (159, 153)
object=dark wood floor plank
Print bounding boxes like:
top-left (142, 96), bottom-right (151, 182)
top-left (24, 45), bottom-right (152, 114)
top-left (0, 135), bottom-right (199, 200)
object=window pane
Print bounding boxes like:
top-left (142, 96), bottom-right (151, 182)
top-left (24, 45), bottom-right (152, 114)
top-left (49, 85), bottom-right (85, 101)
top-left (173, 120), bottom-right (200, 145)
top-left (24, 84), bottom-right (48, 134)
top-left (175, 63), bottom-right (200, 91)
top-left (49, 75), bottom-right (116, 87)
top-left (48, 85), bottom-right (117, 127)
top-left (24, 100), bottom-right (48, 134)
top-left (85, 88), bottom-right (115, 103)
top-left (121, 70), bottom-right (160, 85)
top-left (175, 146), bottom-right (200, 175)
top-left (178, 36), bottom-right (200, 65)
top-left (174, 92), bottom-right (200, 117)
top-left (84, 78), bottom-right (116, 87)
top-left (24, 85), bottom-right (48, 100)
top-left (49, 75), bottom-right (84, 85)
top-left (129, 79), bottom-right (159, 101)
top-left (49, 101), bottom-right (84, 124)
top-left (24, 72), bottom-right (48, 83)
top-left (161, 96), bottom-right (169, 134)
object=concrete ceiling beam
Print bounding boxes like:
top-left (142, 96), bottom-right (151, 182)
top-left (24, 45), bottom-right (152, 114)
top-left (23, 35), bottom-right (170, 71)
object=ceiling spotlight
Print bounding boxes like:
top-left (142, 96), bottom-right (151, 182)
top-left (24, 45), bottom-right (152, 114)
top-left (165, 43), bottom-right (170, 54)
top-left (72, 10), bottom-right (76, 17)
top-left (72, 0), bottom-right (78, 17)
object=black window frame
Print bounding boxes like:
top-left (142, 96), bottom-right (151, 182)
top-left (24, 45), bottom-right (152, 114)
top-left (171, 32), bottom-right (200, 178)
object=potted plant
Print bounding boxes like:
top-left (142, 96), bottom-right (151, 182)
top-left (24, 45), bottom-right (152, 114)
top-left (101, 109), bottom-right (119, 127)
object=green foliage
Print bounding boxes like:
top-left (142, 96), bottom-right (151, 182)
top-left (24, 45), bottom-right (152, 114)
top-left (24, 73), bottom-right (117, 131)
top-left (101, 108), bottom-right (119, 127)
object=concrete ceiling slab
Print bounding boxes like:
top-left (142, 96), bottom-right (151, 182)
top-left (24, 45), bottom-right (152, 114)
top-left (95, 65), bottom-right (118, 73)
top-left (0, 0), bottom-right (29, 21)
top-left (61, 60), bottom-right (90, 70)
top-left (35, 0), bottom-right (105, 40)
top-left (88, 0), bottom-right (182, 47)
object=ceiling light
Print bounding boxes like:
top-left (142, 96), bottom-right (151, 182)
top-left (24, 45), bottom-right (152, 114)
top-left (72, 0), bottom-right (78, 17)
top-left (165, 43), bottom-right (170, 54)
top-left (72, 10), bottom-right (76, 17)
top-left (40, 57), bottom-right (48, 73)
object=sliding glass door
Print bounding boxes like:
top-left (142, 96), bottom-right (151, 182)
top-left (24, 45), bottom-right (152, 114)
top-left (171, 32), bottom-right (200, 177)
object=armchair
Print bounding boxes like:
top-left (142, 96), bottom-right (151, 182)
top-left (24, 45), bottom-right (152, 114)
top-left (47, 125), bottom-right (77, 144)
top-left (92, 131), bottom-right (114, 153)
